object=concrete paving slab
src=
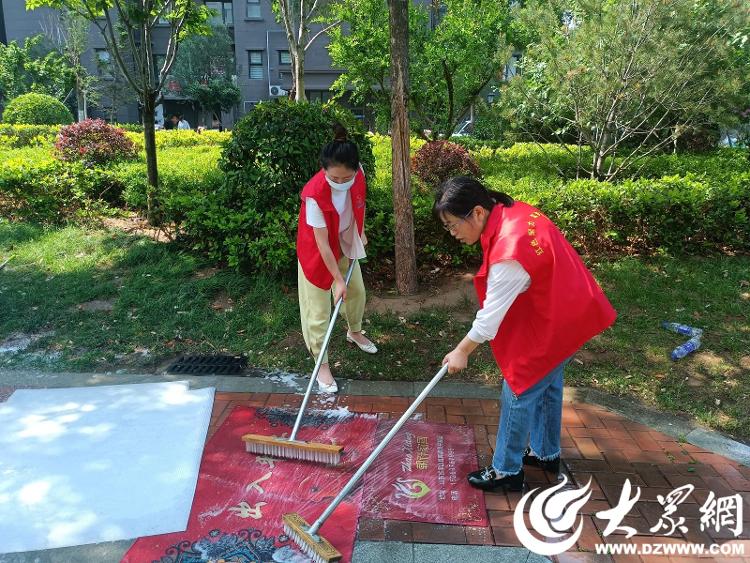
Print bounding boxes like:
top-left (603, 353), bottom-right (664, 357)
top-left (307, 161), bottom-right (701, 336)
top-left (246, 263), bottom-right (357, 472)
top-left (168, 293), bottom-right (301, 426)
top-left (0, 540), bottom-right (133, 563)
top-left (352, 540), bottom-right (414, 562)
top-left (686, 426), bottom-right (750, 467)
top-left (352, 541), bottom-right (550, 563)
top-left (413, 543), bottom-right (549, 562)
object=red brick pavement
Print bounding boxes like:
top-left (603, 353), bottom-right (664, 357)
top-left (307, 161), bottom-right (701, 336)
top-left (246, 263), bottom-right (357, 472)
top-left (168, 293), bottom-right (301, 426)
top-left (211, 392), bottom-right (750, 562)
top-left (2, 386), bottom-right (747, 561)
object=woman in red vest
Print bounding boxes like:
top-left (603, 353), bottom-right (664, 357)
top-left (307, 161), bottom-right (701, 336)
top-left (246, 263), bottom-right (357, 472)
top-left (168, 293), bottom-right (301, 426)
top-left (296, 124), bottom-right (378, 394)
top-left (436, 176), bottom-right (616, 491)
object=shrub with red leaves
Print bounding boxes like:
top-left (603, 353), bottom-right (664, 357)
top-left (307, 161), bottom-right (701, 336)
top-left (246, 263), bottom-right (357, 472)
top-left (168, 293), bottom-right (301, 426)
top-left (55, 118), bottom-right (138, 165)
top-left (411, 140), bottom-right (481, 188)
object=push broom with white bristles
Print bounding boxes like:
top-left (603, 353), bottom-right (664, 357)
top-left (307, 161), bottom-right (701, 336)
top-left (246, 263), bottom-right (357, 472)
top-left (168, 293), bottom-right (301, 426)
top-left (242, 260), bottom-right (357, 466)
top-left (283, 363), bottom-right (451, 562)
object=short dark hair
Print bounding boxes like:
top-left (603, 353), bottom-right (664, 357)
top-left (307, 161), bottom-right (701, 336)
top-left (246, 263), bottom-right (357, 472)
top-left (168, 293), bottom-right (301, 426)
top-left (433, 176), bottom-right (513, 220)
top-left (320, 122), bottom-right (359, 171)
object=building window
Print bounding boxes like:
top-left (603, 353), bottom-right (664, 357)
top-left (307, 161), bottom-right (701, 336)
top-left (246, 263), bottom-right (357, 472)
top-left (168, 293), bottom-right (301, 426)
top-left (95, 48), bottom-right (111, 76)
top-left (278, 50), bottom-right (291, 65)
top-left (503, 53), bottom-right (521, 81)
top-left (246, 0), bottom-right (261, 18)
top-left (205, 1), bottom-right (233, 25)
top-left (248, 51), bottom-right (263, 79)
top-left (306, 90), bottom-right (331, 103)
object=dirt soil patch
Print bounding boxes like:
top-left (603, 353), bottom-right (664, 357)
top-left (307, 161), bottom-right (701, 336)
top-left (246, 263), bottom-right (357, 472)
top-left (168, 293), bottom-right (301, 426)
top-left (211, 292), bottom-right (235, 312)
top-left (102, 216), bottom-right (176, 242)
top-left (193, 267), bottom-right (220, 280)
top-left (365, 265), bottom-right (478, 317)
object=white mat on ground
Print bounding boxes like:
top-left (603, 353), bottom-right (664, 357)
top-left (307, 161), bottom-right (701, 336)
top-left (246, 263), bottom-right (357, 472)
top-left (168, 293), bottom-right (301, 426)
top-left (0, 381), bottom-right (214, 554)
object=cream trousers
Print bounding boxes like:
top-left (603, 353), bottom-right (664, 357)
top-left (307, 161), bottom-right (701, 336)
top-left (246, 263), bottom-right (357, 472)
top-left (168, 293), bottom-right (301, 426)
top-left (297, 257), bottom-right (366, 365)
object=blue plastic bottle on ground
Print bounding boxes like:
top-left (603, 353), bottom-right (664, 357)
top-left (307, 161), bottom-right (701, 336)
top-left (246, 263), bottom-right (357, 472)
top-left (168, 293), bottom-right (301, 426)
top-left (670, 336), bottom-right (702, 361)
top-left (661, 321), bottom-right (703, 338)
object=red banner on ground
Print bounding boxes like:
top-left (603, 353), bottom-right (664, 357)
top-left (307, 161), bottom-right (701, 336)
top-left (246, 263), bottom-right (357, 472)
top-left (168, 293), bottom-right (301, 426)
top-left (361, 419), bottom-right (488, 526)
top-left (122, 406), bottom-right (378, 563)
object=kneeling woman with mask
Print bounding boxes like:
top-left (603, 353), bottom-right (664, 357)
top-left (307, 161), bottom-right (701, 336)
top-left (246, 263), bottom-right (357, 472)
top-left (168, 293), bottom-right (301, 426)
top-left (296, 123), bottom-right (378, 394)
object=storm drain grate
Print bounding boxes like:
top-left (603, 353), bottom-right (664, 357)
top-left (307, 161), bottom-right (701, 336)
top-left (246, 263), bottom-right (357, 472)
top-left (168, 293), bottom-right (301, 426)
top-left (167, 354), bottom-right (248, 375)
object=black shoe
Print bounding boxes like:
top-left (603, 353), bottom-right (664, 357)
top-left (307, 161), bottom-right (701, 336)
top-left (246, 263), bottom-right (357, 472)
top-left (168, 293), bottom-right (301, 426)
top-left (522, 447), bottom-right (561, 474)
top-left (467, 466), bottom-right (524, 491)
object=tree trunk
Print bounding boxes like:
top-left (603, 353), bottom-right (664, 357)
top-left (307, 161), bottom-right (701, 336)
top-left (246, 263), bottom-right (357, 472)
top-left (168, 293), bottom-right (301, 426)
top-left (389, 0), bottom-right (418, 295)
top-left (76, 77), bottom-right (85, 122)
top-left (294, 47), bottom-right (306, 102)
top-left (591, 151), bottom-right (602, 180)
top-left (142, 93), bottom-right (160, 225)
top-left (592, 130), bottom-right (610, 180)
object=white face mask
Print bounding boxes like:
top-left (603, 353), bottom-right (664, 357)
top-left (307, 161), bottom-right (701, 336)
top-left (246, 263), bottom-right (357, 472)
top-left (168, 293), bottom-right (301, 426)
top-left (325, 175), bottom-right (355, 191)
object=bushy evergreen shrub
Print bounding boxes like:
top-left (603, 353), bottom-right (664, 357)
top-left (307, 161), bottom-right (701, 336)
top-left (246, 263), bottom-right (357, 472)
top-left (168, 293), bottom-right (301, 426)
top-left (2, 93), bottom-right (73, 125)
top-left (180, 99), bottom-right (374, 272)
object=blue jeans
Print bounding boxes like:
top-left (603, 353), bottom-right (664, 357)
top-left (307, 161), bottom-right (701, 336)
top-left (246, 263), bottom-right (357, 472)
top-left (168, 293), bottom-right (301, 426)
top-left (491, 358), bottom-right (568, 476)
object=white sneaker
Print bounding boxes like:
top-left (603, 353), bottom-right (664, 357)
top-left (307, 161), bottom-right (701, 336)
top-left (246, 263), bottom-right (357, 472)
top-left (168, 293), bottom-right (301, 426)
top-left (346, 332), bottom-right (378, 354)
top-left (316, 378), bottom-right (338, 394)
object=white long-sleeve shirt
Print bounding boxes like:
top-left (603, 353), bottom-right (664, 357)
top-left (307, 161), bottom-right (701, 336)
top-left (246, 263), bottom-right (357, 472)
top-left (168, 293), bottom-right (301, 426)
top-left (467, 260), bottom-right (531, 343)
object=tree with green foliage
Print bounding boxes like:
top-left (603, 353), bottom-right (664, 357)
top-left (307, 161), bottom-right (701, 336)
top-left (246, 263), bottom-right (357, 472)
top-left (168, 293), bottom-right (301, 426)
top-left (326, 0), bottom-right (510, 139)
top-left (169, 23), bottom-right (240, 126)
top-left (503, 0), bottom-right (750, 180)
top-left (274, 0), bottom-right (342, 102)
top-left (26, 0), bottom-right (212, 223)
top-left (0, 35), bottom-right (73, 109)
top-left (40, 8), bottom-right (98, 122)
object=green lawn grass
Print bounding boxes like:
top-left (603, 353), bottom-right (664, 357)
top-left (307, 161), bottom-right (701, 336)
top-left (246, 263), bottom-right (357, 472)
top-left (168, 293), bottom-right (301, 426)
top-left (1, 221), bottom-right (748, 440)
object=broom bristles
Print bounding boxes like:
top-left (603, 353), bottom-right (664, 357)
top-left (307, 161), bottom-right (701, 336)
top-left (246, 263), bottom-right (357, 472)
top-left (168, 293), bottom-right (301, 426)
top-left (283, 513), bottom-right (342, 563)
top-left (242, 433), bottom-right (342, 465)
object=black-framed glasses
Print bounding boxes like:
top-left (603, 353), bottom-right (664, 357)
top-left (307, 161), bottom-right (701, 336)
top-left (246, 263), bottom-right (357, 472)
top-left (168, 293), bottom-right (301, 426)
top-left (442, 209), bottom-right (473, 233)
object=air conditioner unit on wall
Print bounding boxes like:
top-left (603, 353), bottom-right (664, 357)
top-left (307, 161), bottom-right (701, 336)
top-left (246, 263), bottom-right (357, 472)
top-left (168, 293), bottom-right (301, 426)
top-left (269, 85), bottom-right (288, 97)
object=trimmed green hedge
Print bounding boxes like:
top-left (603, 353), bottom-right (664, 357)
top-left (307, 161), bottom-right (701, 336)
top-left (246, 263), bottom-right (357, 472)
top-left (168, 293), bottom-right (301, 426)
top-left (123, 129), bottom-right (231, 150)
top-left (0, 124), bottom-right (60, 148)
top-left (539, 173), bottom-right (750, 254)
top-left (369, 141), bottom-right (750, 260)
top-left (117, 146), bottom-right (225, 222)
top-left (1, 132), bottom-right (747, 265)
top-left (0, 150), bottom-right (112, 222)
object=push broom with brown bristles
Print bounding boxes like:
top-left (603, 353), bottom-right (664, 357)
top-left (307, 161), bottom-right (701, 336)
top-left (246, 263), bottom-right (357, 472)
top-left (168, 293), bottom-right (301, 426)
top-left (242, 260), bottom-right (357, 466)
top-left (283, 363), bottom-right (451, 562)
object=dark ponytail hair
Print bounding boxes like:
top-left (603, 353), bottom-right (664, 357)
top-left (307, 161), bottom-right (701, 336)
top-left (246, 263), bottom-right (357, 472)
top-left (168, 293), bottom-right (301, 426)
top-left (320, 122), bottom-right (360, 171)
top-left (433, 176), bottom-right (513, 220)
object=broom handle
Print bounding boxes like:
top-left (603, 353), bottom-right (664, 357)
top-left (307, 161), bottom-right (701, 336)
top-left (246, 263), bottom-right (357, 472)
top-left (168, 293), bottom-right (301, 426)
top-left (289, 259), bottom-right (357, 443)
top-left (309, 363), bottom-right (450, 536)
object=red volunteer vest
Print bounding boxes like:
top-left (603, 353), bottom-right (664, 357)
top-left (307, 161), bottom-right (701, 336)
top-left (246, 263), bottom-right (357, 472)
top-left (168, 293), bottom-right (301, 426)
top-left (475, 202), bottom-right (616, 395)
top-left (297, 168), bottom-right (366, 289)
